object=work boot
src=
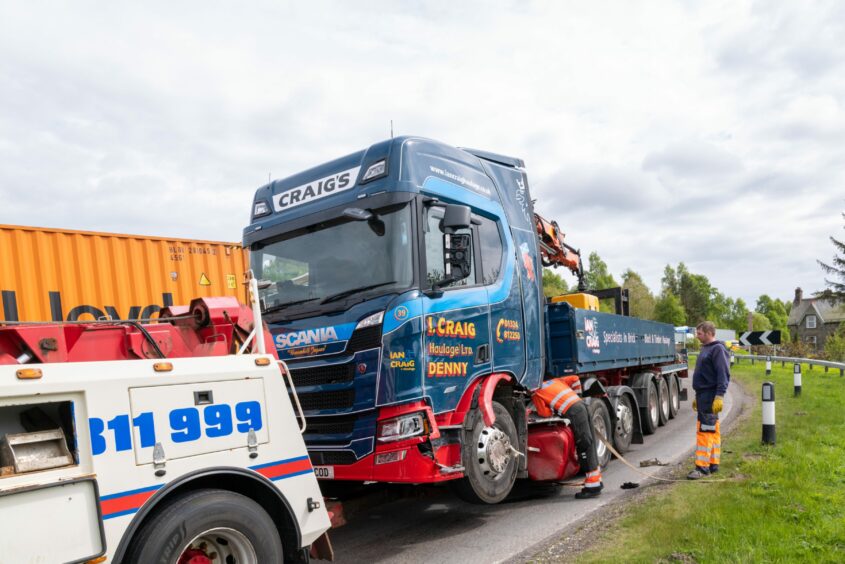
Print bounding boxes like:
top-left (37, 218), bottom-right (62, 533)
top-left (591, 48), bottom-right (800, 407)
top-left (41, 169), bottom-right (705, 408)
top-left (709, 464), bottom-right (719, 474)
top-left (575, 483), bottom-right (603, 499)
top-left (687, 467), bottom-right (710, 480)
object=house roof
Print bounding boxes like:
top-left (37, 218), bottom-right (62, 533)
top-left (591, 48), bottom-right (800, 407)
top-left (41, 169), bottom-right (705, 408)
top-left (787, 298), bottom-right (845, 326)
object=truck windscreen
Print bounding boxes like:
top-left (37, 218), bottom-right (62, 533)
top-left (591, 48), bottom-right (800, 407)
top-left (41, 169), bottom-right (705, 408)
top-left (252, 203), bottom-right (414, 313)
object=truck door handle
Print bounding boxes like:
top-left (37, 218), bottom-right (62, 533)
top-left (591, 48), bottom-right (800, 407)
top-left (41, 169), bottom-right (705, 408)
top-left (475, 344), bottom-right (490, 364)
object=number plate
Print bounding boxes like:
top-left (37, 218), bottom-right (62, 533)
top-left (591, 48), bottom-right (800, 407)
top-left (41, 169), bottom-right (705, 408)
top-left (314, 465), bottom-right (335, 479)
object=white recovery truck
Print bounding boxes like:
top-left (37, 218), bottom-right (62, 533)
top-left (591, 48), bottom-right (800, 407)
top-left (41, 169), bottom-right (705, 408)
top-left (0, 280), bottom-right (331, 563)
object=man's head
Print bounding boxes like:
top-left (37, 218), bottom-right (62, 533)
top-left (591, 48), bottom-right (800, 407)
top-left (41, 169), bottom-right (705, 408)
top-left (695, 321), bottom-right (716, 345)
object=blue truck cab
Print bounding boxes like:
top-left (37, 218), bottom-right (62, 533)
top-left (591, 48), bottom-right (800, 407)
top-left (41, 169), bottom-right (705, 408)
top-left (244, 137), bottom-right (685, 503)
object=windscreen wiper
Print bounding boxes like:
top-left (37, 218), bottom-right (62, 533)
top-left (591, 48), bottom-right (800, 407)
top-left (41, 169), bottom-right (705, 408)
top-left (321, 281), bottom-right (397, 304)
top-left (263, 297), bottom-right (319, 313)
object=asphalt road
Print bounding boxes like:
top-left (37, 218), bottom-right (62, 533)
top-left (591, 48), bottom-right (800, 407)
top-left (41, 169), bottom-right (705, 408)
top-left (328, 381), bottom-right (738, 564)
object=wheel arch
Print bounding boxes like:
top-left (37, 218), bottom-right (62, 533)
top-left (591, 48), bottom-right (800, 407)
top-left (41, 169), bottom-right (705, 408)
top-left (113, 467), bottom-right (302, 563)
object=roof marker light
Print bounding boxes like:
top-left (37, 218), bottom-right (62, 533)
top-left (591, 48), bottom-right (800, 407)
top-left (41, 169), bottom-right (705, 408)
top-left (362, 159), bottom-right (387, 183)
top-left (253, 200), bottom-right (271, 218)
top-left (16, 368), bottom-right (42, 380)
top-left (153, 362), bottom-right (173, 372)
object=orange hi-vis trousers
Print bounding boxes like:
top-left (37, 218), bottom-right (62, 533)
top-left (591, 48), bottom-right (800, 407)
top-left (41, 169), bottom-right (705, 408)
top-left (695, 420), bottom-right (721, 469)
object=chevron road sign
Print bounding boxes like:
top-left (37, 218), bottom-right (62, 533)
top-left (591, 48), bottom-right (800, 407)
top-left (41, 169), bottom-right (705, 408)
top-left (739, 330), bottom-right (781, 346)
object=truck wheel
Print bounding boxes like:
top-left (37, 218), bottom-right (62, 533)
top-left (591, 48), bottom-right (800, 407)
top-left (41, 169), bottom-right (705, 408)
top-left (640, 378), bottom-right (659, 435)
top-left (612, 394), bottom-right (635, 454)
top-left (657, 376), bottom-right (670, 426)
top-left (667, 375), bottom-right (680, 419)
top-left (588, 400), bottom-right (612, 469)
top-left (451, 401), bottom-right (519, 504)
top-left (125, 489), bottom-right (284, 564)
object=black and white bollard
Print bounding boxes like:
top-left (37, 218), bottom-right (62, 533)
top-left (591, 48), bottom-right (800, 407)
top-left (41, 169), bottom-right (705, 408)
top-left (730, 353), bottom-right (735, 366)
top-left (766, 356), bottom-right (772, 376)
top-left (793, 363), bottom-right (802, 397)
top-left (762, 382), bottom-right (776, 445)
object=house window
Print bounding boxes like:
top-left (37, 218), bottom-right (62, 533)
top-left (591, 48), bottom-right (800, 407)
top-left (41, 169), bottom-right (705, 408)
top-left (807, 336), bottom-right (817, 348)
top-left (806, 315), bottom-right (817, 329)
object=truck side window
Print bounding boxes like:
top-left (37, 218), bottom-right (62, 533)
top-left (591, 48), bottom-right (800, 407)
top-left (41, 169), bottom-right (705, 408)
top-left (424, 207), bottom-right (475, 288)
top-left (477, 217), bottom-right (503, 284)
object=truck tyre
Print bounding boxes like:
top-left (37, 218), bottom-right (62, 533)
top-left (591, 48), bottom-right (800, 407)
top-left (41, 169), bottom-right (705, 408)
top-left (588, 400), bottom-right (612, 469)
top-left (667, 374), bottom-right (680, 419)
top-left (125, 488), bottom-right (284, 564)
top-left (612, 394), bottom-right (635, 454)
top-left (640, 378), bottom-right (659, 435)
top-left (657, 376), bottom-right (670, 426)
top-left (451, 401), bottom-right (519, 504)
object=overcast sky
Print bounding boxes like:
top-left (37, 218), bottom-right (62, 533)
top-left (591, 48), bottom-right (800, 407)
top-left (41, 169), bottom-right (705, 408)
top-left (2, 1), bottom-right (843, 305)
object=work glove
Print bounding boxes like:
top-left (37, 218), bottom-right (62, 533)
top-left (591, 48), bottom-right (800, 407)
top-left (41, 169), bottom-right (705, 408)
top-left (692, 398), bottom-right (697, 411)
top-left (712, 396), bottom-right (724, 414)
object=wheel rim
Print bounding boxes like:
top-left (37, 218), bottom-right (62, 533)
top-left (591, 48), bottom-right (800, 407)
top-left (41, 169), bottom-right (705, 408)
top-left (616, 401), bottom-right (633, 442)
top-left (660, 380), bottom-right (669, 416)
top-left (670, 378), bottom-right (680, 411)
top-left (649, 388), bottom-right (658, 424)
top-left (592, 411), bottom-right (608, 461)
top-left (476, 425), bottom-right (513, 479)
top-left (177, 527), bottom-right (257, 564)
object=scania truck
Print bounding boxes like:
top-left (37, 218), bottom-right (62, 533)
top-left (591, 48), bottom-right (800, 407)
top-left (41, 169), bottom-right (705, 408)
top-left (244, 137), bottom-right (686, 503)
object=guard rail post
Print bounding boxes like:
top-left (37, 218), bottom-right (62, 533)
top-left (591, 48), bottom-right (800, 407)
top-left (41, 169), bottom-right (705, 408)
top-left (766, 356), bottom-right (772, 376)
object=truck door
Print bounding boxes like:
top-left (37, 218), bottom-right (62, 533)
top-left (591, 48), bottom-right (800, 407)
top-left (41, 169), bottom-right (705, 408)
top-left (420, 205), bottom-right (491, 414)
top-left (477, 215), bottom-right (527, 380)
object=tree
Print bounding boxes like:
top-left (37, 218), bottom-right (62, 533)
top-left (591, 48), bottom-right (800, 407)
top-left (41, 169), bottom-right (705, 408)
top-left (542, 268), bottom-right (569, 298)
top-left (818, 211), bottom-right (845, 302)
top-left (678, 270), bottom-right (712, 326)
top-left (654, 293), bottom-right (686, 326)
top-left (661, 265), bottom-right (679, 296)
top-left (724, 298), bottom-right (749, 334)
top-left (756, 294), bottom-right (789, 336)
top-left (824, 323), bottom-right (845, 361)
top-left (585, 252), bottom-right (619, 313)
top-left (585, 252), bottom-right (618, 291)
top-left (622, 269), bottom-right (656, 320)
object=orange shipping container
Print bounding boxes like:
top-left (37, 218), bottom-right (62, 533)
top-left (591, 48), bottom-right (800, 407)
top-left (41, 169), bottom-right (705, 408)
top-left (0, 224), bottom-right (249, 323)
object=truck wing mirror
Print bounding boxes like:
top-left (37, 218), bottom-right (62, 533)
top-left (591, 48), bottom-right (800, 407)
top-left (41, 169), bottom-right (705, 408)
top-left (432, 233), bottom-right (472, 290)
top-left (440, 204), bottom-right (471, 234)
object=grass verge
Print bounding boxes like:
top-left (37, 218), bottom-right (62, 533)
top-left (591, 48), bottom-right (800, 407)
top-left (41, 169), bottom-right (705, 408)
top-left (569, 362), bottom-right (845, 563)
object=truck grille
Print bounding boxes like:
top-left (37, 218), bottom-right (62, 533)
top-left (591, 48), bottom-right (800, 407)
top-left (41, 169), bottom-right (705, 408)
top-left (290, 364), bottom-right (355, 387)
top-left (296, 390), bottom-right (355, 411)
top-left (309, 451), bottom-right (358, 465)
top-left (304, 415), bottom-right (357, 435)
top-left (346, 324), bottom-right (382, 353)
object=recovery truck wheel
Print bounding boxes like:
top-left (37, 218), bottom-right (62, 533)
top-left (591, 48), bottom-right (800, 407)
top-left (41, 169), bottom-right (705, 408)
top-left (451, 401), bottom-right (519, 504)
top-left (125, 488), bottom-right (284, 564)
top-left (612, 394), bottom-right (635, 454)
top-left (640, 378), bottom-right (659, 435)
top-left (588, 400), bottom-right (612, 469)
top-left (657, 376), bottom-right (670, 426)
top-left (667, 374), bottom-right (680, 419)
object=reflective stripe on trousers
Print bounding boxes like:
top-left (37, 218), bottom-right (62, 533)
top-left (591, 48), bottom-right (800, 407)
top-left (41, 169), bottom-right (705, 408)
top-left (695, 420), bottom-right (721, 468)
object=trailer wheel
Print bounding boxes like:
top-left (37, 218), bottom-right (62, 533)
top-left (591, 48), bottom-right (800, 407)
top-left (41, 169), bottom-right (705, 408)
top-left (612, 394), bottom-right (635, 454)
top-left (640, 378), bottom-right (659, 435)
top-left (657, 376), bottom-right (670, 426)
top-left (125, 488), bottom-right (284, 564)
top-left (588, 400), bottom-right (612, 469)
top-left (451, 401), bottom-right (519, 504)
top-left (667, 375), bottom-right (680, 419)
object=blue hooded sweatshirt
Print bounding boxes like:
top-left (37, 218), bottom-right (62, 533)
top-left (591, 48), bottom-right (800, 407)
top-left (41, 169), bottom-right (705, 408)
top-left (692, 340), bottom-right (731, 396)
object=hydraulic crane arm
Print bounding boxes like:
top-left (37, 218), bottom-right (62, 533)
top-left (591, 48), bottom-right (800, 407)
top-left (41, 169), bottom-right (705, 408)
top-left (534, 212), bottom-right (587, 291)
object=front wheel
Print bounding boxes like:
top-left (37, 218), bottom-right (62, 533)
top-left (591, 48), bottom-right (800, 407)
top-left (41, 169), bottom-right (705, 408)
top-left (125, 489), bottom-right (284, 564)
top-left (451, 401), bottom-right (519, 504)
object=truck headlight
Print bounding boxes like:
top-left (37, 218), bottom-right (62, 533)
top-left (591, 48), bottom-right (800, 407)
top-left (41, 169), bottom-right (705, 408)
top-left (377, 412), bottom-right (427, 443)
top-left (356, 311), bottom-right (384, 329)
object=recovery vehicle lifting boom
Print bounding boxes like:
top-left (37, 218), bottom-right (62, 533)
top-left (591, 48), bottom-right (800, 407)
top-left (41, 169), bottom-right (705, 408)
top-left (534, 211), bottom-right (587, 291)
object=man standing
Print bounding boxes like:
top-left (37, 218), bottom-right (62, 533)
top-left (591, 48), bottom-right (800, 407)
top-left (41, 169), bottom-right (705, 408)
top-left (533, 375), bottom-right (603, 498)
top-left (688, 321), bottom-right (731, 479)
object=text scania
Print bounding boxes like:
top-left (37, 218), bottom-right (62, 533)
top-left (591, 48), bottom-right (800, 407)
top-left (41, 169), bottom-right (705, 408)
top-left (276, 327), bottom-right (339, 349)
top-left (273, 166), bottom-right (361, 212)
